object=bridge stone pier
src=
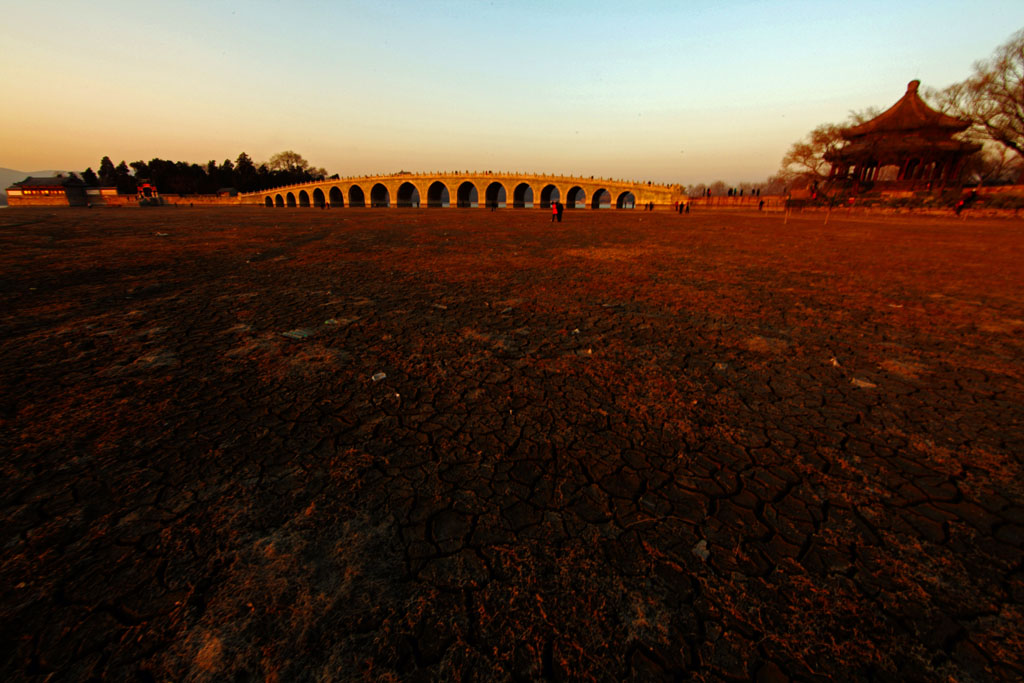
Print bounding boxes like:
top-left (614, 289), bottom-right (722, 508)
top-left (240, 172), bottom-right (685, 210)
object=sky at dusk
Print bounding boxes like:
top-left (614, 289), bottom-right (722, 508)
top-left (2, 0), bottom-right (1023, 186)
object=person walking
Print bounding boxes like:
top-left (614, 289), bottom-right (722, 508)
top-left (556, 201), bottom-right (564, 222)
top-left (551, 201), bottom-right (559, 222)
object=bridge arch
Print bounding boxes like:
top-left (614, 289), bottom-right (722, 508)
top-left (286, 192), bottom-right (296, 207)
top-left (485, 182), bottom-right (506, 209)
top-left (312, 188), bottom-right (325, 207)
top-left (540, 184), bottom-right (559, 208)
top-left (329, 186), bottom-right (343, 207)
top-left (397, 182), bottom-right (421, 208)
top-left (591, 188), bottom-right (611, 210)
top-left (616, 191), bottom-right (636, 209)
top-left (427, 181), bottom-right (450, 208)
top-left (370, 183), bottom-right (390, 208)
top-left (457, 181), bottom-right (478, 208)
top-left (349, 185), bottom-right (365, 207)
top-left (264, 196), bottom-right (273, 207)
top-left (513, 183), bottom-right (533, 208)
top-left (275, 194), bottom-right (284, 207)
top-left (298, 190), bottom-right (310, 207)
top-left (566, 186), bottom-right (585, 209)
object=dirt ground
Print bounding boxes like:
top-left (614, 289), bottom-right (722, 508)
top-left (1, 206), bottom-right (1022, 681)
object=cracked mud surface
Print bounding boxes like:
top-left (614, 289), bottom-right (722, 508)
top-left (1, 207), bottom-right (1022, 681)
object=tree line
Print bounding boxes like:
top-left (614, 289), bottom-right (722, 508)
top-left (776, 28), bottom-right (1024, 187)
top-left (78, 151), bottom-right (329, 195)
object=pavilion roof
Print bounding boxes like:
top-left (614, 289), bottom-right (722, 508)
top-left (843, 81), bottom-right (971, 138)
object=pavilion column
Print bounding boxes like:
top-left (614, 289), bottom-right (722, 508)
top-left (946, 159), bottom-right (956, 182)
top-left (949, 157), bottom-right (963, 181)
top-left (946, 157), bottom-right (959, 185)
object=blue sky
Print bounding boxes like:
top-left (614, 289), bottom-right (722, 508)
top-left (1, 0), bottom-right (1022, 185)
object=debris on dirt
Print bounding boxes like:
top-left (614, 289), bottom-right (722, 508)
top-left (830, 357), bottom-right (841, 368)
top-left (324, 317), bottom-right (357, 327)
top-left (850, 377), bottom-right (877, 389)
top-left (154, 232), bottom-right (169, 237)
top-left (745, 336), bottom-right (789, 354)
top-left (282, 328), bottom-right (315, 340)
top-left (692, 540), bottom-right (710, 561)
top-left (372, 372), bottom-right (387, 382)
top-left (879, 359), bottom-right (926, 378)
top-left (432, 303), bottom-right (448, 310)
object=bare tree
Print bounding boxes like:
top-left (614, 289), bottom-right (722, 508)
top-left (777, 123), bottom-right (845, 184)
top-left (847, 107), bottom-right (882, 125)
top-left (929, 29), bottom-right (1024, 163)
top-left (267, 150), bottom-right (310, 173)
top-left (760, 174), bottom-right (788, 195)
top-left (962, 142), bottom-right (1024, 184)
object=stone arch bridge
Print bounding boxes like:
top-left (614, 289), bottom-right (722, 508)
top-left (240, 172), bottom-right (685, 210)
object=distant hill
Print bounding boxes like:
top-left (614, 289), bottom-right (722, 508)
top-left (0, 168), bottom-right (71, 205)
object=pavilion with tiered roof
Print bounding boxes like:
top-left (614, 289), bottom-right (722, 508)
top-left (824, 80), bottom-right (980, 194)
